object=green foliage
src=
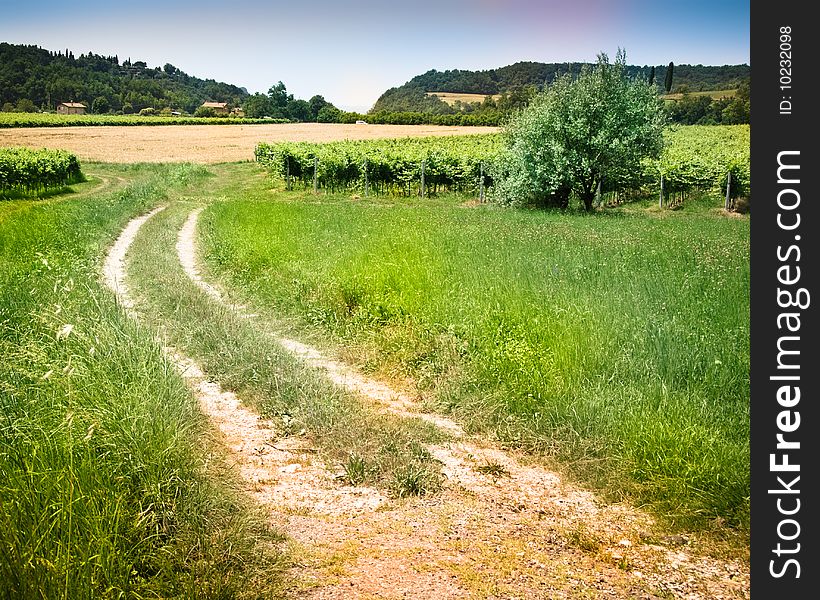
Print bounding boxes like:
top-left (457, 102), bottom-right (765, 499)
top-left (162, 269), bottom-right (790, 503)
top-left (316, 105), bottom-right (342, 123)
top-left (241, 92), bottom-right (273, 118)
top-left (646, 125), bottom-right (750, 198)
top-left (268, 81), bottom-right (292, 113)
top-left (342, 453), bottom-right (369, 485)
top-left (15, 98), bottom-right (36, 113)
top-left (665, 62), bottom-right (675, 92)
top-left (0, 165), bottom-right (286, 597)
top-left (492, 51), bottom-right (666, 210)
top-left (308, 95), bottom-right (331, 121)
top-left (91, 95), bottom-right (109, 114)
top-left (287, 99), bottom-right (312, 122)
top-left (665, 79), bottom-right (749, 125)
top-left (256, 135), bottom-right (503, 195)
top-left (242, 86), bottom-right (338, 122)
top-left (256, 125), bottom-right (749, 205)
top-left (0, 42), bottom-right (248, 113)
top-left (372, 84), bottom-right (456, 114)
top-left (0, 147), bottom-right (83, 195)
top-left (373, 61), bottom-right (750, 116)
top-left (336, 110), bottom-right (502, 126)
top-left (194, 106), bottom-right (216, 118)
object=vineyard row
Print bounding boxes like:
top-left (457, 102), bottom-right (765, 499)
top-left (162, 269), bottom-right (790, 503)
top-left (256, 125), bottom-right (750, 200)
top-left (0, 148), bottom-right (83, 195)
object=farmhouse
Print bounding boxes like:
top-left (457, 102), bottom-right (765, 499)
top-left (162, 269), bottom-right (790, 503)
top-left (200, 101), bottom-right (228, 115)
top-left (57, 102), bottom-right (87, 115)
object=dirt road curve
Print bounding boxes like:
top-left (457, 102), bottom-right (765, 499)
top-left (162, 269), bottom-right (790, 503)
top-left (0, 123), bottom-right (498, 164)
top-left (102, 201), bottom-right (750, 599)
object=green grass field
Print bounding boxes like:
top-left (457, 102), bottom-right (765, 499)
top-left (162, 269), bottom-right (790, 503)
top-left (0, 165), bottom-right (286, 598)
top-left (0, 123), bottom-right (751, 596)
top-left (125, 198), bottom-right (449, 498)
top-left (200, 173), bottom-right (750, 531)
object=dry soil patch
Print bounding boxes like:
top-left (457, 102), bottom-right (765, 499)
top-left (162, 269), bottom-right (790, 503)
top-left (0, 123), bottom-right (498, 164)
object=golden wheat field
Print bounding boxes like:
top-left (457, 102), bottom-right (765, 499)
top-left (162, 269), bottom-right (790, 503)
top-left (0, 122), bottom-right (499, 164)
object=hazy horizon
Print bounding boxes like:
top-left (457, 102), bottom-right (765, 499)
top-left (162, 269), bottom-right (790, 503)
top-left (0, 0), bottom-right (750, 112)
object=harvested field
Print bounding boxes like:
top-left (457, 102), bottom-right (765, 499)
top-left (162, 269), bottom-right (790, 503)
top-left (427, 92), bottom-right (502, 105)
top-left (0, 122), bottom-right (498, 164)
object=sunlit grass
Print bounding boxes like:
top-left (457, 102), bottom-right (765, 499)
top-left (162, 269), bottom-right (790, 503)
top-left (126, 200), bottom-right (448, 498)
top-left (0, 164), bottom-right (286, 598)
top-left (201, 171), bottom-right (749, 531)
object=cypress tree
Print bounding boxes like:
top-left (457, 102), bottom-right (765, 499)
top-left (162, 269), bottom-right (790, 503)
top-left (664, 62), bottom-right (674, 92)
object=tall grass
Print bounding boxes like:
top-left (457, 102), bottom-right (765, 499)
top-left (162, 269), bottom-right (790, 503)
top-left (0, 164), bottom-right (285, 598)
top-left (201, 174), bottom-right (750, 531)
top-left (125, 201), bottom-right (448, 497)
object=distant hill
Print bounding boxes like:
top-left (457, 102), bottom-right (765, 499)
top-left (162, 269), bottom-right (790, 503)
top-left (372, 61), bottom-right (751, 114)
top-left (0, 42), bottom-right (249, 114)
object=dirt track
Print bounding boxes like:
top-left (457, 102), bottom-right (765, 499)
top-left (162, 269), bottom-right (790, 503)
top-left (0, 123), bottom-right (498, 164)
top-left (100, 192), bottom-right (750, 598)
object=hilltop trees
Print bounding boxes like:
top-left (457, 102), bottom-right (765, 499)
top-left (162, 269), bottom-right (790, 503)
top-left (0, 43), bottom-right (246, 112)
top-left (666, 78), bottom-right (750, 125)
top-left (242, 93), bottom-right (273, 118)
top-left (241, 84), bottom-right (340, 121)
top-left (492, 50), bottom-right (667, 211)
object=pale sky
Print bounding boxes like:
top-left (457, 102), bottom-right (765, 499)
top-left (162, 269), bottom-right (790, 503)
top-left (0, 0), bottom-right (750, 112)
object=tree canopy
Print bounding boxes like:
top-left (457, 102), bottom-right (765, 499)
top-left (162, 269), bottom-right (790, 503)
top-left (0, 43), bottom-right (247, 113)
top-left (372, 60), bottom-right (750, 120)
top-left (491, 50), bottom-right (667, 211)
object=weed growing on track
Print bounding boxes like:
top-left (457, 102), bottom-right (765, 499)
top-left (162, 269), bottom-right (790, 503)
top-left (126, 202), bottom-right (447, 495)
top-left (0, 165), bottom-right (286, 599)
top-left (200, 163), bottom-right (749, 533)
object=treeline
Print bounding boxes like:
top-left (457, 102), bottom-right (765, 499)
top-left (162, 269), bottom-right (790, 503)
top-left (0, 43), bottom-right (248, 114)
top-left (0, 43), bottom-right (344, 123)
top-left (372, 61), bottom-right (751, 122)
top-left (240, 82), bottom-right (340, 121)
top-left (666, 80), bottom-right (750, 125)
top-left (381, 61), bottom-right (750, 98)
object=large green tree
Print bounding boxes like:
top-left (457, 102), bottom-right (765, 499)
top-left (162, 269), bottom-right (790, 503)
top-left (242, 93), bottom-right (273, 118)
top-left (492, 50), bottom-right (666, 211)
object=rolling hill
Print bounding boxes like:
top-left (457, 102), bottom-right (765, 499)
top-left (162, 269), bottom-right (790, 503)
top-left (372, 61), bottom-right (750, 114)
top-left (0, 42), bottom-right (249, 114)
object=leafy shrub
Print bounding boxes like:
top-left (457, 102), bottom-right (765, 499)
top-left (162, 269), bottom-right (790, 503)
top-left (0, 147), bottom-right (83, 195)
top-left (491, 51), bottom-right (667, 210)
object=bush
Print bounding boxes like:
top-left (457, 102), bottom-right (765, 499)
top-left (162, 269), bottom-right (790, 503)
top-left (491, 50), bottom-right (666, 210)
top-left (91, 96), bottom-right (110, 114)
top-left (0, 147), bottom-right (83, 194)
top-left (15, 98), bottom-right (37, 113)
top-left (317, 105), bottom-right (341, 123)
